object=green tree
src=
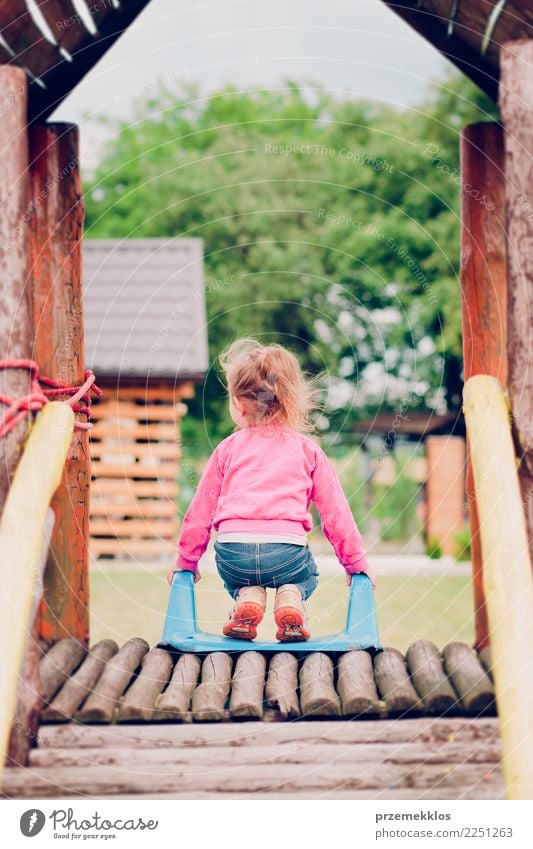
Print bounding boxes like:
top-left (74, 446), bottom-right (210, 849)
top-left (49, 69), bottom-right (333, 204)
top-left (85, 74), bottom-right (498, 440)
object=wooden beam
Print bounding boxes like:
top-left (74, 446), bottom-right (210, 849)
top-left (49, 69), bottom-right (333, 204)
top-left (29, 122), bottom-right (90, 644)
top-left (0, 67), bottom-right (32, 515)
top-left (499, 40), bottom-right (533, 558)
top-left (460, 122), bottom-right (507, 648)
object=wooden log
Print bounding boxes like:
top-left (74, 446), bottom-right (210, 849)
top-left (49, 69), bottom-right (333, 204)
top-left (29, 123), bottom-right (90, 644)
top-left (500, 41), bottom-right (533, 557)
top-left (29, 739), bottom-right (502, 770)
top-left (478, 646), bottom-right (493, 679)
top-left (7, 509), bottom-right (54, 765)
top-left (406, 640), bottom-right (458, 716)
top-left (0, 759), bottom-right (503, 798)
top-left (76, 638), bottom-right (149, 724)
top-left (40, 637), bottom-right (87, 705)
top-left (460, 122), bottom-right (507, 650)
top-left (374, 648), bottom-right (423, 717)
top-left (442, 642), bottom-right (496, 716)
top-left (192, 653), bottom-right (233, 722)
top-left (42, 639), bottom-right (119, 723)
top-left (299, 653), bottom-right (340, 718)
top-left (265, 652), bottom-right (300, 719)
top-left (337, 651), bottom-right (381, 718)
top-left (117, 648), bottom-right (174, 722)
top-left (155, 654), bottom-right (201, 721)
top-left (0, 67), bottom-right (31, 515)
top-left (229, 652), bottom-right (266, 720)
top-left (37, 717), bottom-right (501, 750)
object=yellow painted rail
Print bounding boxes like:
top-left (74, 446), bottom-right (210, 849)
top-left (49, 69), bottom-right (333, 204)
top-left (0, 403), bottom-right (74, 785)
top-left (463, 375), bottom-right (533, 799)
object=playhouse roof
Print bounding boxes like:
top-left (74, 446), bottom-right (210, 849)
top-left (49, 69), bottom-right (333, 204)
top-left (83, 238), bottom-right (208, 381)
top-left (0, 1), bottom-right (531, 116)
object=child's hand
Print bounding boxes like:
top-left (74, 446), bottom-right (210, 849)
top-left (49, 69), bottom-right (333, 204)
top-left (346, 567), bottom-right (377, 590)
top-left (167, 566), bottom-right (202, 586)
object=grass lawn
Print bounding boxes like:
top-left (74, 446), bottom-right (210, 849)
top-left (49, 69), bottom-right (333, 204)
top-left (90, 567), bottom-right (474, 652)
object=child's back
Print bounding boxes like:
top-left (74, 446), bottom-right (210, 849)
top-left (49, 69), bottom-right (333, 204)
top-left (170, 338), bottom-right (374, 642)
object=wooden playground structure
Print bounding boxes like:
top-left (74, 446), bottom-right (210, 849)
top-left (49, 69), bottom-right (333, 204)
top-left (1, 1), bottom-right (533, 800)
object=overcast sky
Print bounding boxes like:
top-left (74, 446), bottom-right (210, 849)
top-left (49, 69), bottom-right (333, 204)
top-left (54, 0), bottom-right (450, 160)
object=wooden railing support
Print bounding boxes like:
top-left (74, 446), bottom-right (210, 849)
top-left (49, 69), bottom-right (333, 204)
top-left (0, 67), bottom-right (32, 514)
top-left (29, 123), bottom-right (90, 643)
top-left (463, 375), bottom-right (533, 799)
top-left (460, 122), bottom-right (507, 649)
top-left (0, 403), bottom-right (74, 785)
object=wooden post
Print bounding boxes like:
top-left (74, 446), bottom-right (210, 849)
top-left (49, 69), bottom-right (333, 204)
top-left (29, 123), bottom-right (90, 643)
top-left (460, 122), bottom-right (507, 649)
top-left (500, 41), bottom-right (533, 560)
top-left (463, 375), bottom-right (533, 799)
top-left (0, 67), bottom-right (32, 514)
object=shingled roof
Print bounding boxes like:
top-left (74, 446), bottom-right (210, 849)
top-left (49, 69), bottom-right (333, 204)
top-left (83, 238), bottom-right (208, 381)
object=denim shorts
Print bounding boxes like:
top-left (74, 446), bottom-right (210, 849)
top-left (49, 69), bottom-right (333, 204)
top-left (214, 541), bottom-right (319, 601)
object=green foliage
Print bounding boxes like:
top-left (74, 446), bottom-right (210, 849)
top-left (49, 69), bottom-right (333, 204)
top-left (427, 534), bottom-right (443, 559)
top-left (371, 464), bottom-right (420, 542)
top-left (454, 526), bottom-right (472, 561)
top-left (85, 74), bottom-right (499, 439)
top-left (334, 448), bottom-right (368, 534)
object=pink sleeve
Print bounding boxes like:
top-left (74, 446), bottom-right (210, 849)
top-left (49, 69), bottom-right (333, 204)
top-left (310, 447), bottom-right (370, 575)
top-left (175, 446), bottom-right (224, 570)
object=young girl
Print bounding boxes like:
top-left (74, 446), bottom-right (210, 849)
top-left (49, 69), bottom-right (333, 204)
top-left (167, 338), bottom-right (375, 642)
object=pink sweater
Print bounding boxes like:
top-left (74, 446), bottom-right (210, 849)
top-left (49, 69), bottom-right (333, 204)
top-left (176, 425), bottom-right (370, 576)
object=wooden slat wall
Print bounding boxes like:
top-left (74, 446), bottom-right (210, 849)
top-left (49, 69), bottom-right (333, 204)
top-left (89, 383), bottom-right (192, 560)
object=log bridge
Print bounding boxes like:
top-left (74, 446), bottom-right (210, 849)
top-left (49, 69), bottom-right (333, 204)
top-left (2, 637), bottom-right (502, 799)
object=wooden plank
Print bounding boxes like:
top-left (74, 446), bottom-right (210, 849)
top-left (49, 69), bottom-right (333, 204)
top-left (91, 479), bottom-right (178, 498)
top-left (0, 67), bottom-right (31, 515)
top-left (229, 652), bottom-right (266, 720)
top-left (0, 760), bottom-right (503, 798)
top-left (42, 639), bottom-right (119, 723)
top-left (192, 653), bottom-right (233, 722)
top-left (90, 463), bottom-right (178, 480)
top-left (91, 443), bottom-right (179, 460)
top-left (337, 651), bottom-right (381, 718)
top-left (39, 638), bottom-right (87, 704)
top-left (0, 0), bottom-right (62, 78)
top-left (91, 403), bottom-right (184, 422)
top-left (37, 717), bottom-right (502, 749)
top-left (500, 41), bottom-right (533, 555)
top-left (37, 0), bottom-right (95, 54)
top-left (29, 122), bottom-right (90, 643)
top-left (89, 538), bottom-right (175, 557)
top-left (442, 642), bottom-right (496, 716)
top-left (97, 385), bottom-right (189, 402)
top-left (90, 499), bottom-right (177, 518)
top-left (117, 649), bottom-right (174, 722)
top-left (89, 518), bottom-right (178, 537)
top-left (265, 652), bottom-right (300, 719)
top-left (299, 653), bottom-right (341, 717)
top-left (155, 654), bottom-right (201, 721)
top-left (460, 122), bottom-right (507, 650)
top-left (406, 640), bottom-right (458, 716)
top-left (76, 638), bottom-right (149, 723)
top-left (374, 648), bottom-right (423, 717)
top-left (91, 423), bottom-right (178, 440)
top-left (29, 739), bottom-right (501, 769)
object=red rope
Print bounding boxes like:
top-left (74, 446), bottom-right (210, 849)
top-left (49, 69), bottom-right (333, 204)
top-left (0, 359), bottom-right (102, 439)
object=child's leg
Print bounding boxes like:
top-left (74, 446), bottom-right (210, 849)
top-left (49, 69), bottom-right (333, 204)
top-left (273, 550), bottom-right (318, 642)
top-left (223, 585), bottom-right (267, 640)
top-left (274, 584), bottom-right (311, 641)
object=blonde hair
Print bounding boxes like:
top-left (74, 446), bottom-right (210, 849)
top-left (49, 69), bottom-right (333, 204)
top-left (218, 338), bottom-right (322, 433)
